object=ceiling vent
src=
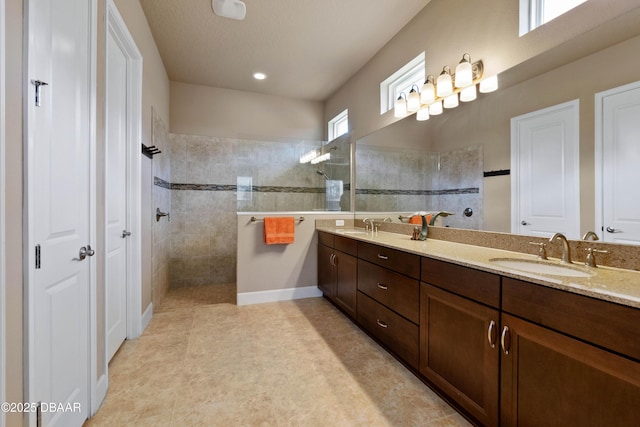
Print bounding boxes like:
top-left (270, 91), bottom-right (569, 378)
top-left (212, 0), bottom-right (246, 20)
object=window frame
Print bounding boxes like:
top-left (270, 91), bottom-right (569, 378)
top-left (328, 108), bottom-right (349, 141)
top-left (519, 0), bottom-right (588, 36)
top-left (380, 52), bottom-right (426, 115)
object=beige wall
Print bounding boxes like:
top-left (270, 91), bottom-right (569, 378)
top-left (170, 81), bottom-right (324, 140)
top-left (325, 0), bottom-right (640, 139)
top-left (325, 0), bottom-right (640, 233)
top-left (112, 0), bottom-right (170, 315)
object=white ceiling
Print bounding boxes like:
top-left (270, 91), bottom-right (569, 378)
top-left (139, 0), bottom-right (431, 101)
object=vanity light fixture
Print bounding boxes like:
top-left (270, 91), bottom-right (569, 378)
top-left (393, 53), bottom-right (498, 122)
top-left (407, 85), bottom-right (421, 112)
top-left (436, 66), bottom-right (453, 97)
top-left (310, 152), bottom-right (331, 164)
top-left (394, 93), bottom-right (408, 118)
top-left (454, 54), bottom-right (473, 88)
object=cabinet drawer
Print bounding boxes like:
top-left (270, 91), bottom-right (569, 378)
top-left (318, 231), bottom-right (334, 247)
top-left (335, 235), bottom-right (357, 256)
top-left (358, 241), bottom-right (420, 279)
top-left (357, 259), bottom-right (419, 323)
top-left (503, 277), bottom-right (640, 361)
top-left (357, 291), bottom-right (419, 369)
top-left (422, 257), bottom-right (500, 309)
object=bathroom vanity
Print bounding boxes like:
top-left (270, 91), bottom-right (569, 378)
top-left (316, 228), bottom-right (640, 427)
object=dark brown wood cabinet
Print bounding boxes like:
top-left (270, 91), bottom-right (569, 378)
top-left (317, 231), bottom-right (357, 318)
top-left (317, 232), bottom-right (640, 427)
top-left (500, 278), bottom-right (640, 426)
top-left (421, 262), bottom-right (501, 427)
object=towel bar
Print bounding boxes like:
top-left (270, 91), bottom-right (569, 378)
top-left (250, 216), bottom-right (305, 223)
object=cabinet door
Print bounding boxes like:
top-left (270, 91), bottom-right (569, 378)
top-left (421, 284), bottom-right (500, 427)
top-left (318, 244), bottom-right (335, 298)
top-left (500, 313), bottom-right (640, 427)
top-left (334, 251), bottom-right (357, 319)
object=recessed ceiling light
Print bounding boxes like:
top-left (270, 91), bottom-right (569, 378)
top-left (253, 72), bottom-right (267, 80)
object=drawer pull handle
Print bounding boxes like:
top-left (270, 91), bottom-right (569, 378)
top-left (501, 326), bottom-right (511, 355)
top-left (377, 283), bottom-right (388, 290)
top-left (377, 254), bottom-right (389, 260)
top-left (376, 319), bottom-right (388, 328)
top-left (487, 320), bottom-right (497, 348)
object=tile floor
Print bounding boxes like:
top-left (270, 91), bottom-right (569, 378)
top-left (85, 284), bottom-right (471, 426)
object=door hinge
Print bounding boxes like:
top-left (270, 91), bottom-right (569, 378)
top-left (35, 244), bottom-right (41, 269)
top-left (36, 402), bottom-right (42, 427)
top-left (31, 79), bottom-right (48, 107)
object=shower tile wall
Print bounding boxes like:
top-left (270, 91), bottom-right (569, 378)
top-left (151, 111), bottom-right (171, 308)
top-left (168, 134), bottom-right (328, 287)
top-left (356, 145), bottom-right (483, 229)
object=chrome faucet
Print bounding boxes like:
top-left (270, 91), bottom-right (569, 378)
top-left (549, 233), bottom-right (572, 263)
top-left (429, 211), bottom-right (454, 226)
top-left (362, 217), bottom-right (375, 231)
top-left (582, 231), bottom-right (599, 241)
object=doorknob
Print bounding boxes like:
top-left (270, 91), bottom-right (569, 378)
top-left (79, 245), bottom-right (96, 260)
top-left (521, 220), bottom-right (530, 226)
top-left (122, 230), bottom-right (132, 238)
top-left (606, 226), bottom-right (622, 233)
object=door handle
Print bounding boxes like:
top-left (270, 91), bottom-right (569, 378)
top-left (606, 226), bottom-right (622, 233)
top-left (521, 220), bottom-right (530, 226)
top-left (487, 320), bottom-right (497, 348)
top-left (78, 245), bottom-right (95, 260)
top-left (122, 230), bottom-right (132, 238)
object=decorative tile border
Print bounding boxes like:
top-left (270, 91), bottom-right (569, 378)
top-left (484, 169), bottom-right (510, 177)
top-left (356, 187), bottom-right (479, 196)
top-left (154, 177), bottom-right (353, 194)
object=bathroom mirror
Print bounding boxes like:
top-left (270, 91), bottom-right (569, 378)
top-left (354, 33), bottom-right (640, 242)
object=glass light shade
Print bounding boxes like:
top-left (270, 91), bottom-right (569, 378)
top-left (428, 100), bottom-right (443, 115)
top-left (394, 96), bottom-right (407, 118)
top-left (420, 81), bottom-right (436, 104)
top-left (455, 58), bottom-right (473, 88)
top-left (436, 68), bottom-right (453, 97)
top-left (416, 106), bottom-right (430, 121)
top-left (479, 75), bottom-right (498, 93)
top-left (460, 84), bottom-right (477, 102)
top-left (407, 89), bottom-right (421, 112)
top-left (443, 94), bottom-right (459, 109)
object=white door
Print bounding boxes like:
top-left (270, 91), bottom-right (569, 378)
top-left (105, 28), bottom-right (129, 362)
top-left (596, 82), bottom-right (640, 245)
top-left (26, 0), bottom-right (92, 425)
top-left (511, 100), bottom-right (580, 238)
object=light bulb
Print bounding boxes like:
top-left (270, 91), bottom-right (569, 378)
top-left (436, 66), bottom-right (453, 97)
top-left (479, 75), bottom-right (498, 93)
top-left (460, 85), bottom-right (477, 102)
top-left (455, 54), bottom-right (473, 88)
top-left (429, 100), bottom-right (443, 115)
top-left (444, 94), bottom-right (459, 109)
top-left (416, 106), bottom-right (430, 121)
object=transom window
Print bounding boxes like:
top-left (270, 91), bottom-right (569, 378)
top-left (380, 52), bottom-right (426, 115)
top-left (519, 0), bottom-right (588, 36)
top-left (328, 109), bottom-right (349, 141)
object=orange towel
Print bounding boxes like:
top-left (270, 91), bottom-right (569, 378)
top-left (264, 217), bottom-right (295, 245)
top-left (409, 215), bottom-right (432, 225)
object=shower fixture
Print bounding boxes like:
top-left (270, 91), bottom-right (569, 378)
top-left (316, 170), bottom-right (329, 180)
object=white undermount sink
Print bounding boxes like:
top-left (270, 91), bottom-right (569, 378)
top-left (489, 258), bottom-right (594, 278)
top-left (336, 229), bottom-right (368, 235)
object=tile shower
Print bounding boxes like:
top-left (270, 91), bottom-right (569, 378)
top-left (355, 145), bottom-right (483, 229)
top-left (164, 134), bottom-right (350, 288)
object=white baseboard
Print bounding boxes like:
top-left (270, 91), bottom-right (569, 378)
top-left (141, 302), bottom-right (153, 332)
top-left (237, 286), bottom-right (322, 306)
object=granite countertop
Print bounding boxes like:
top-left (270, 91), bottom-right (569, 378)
top-left (316, 226), bottom-right (640, 309)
